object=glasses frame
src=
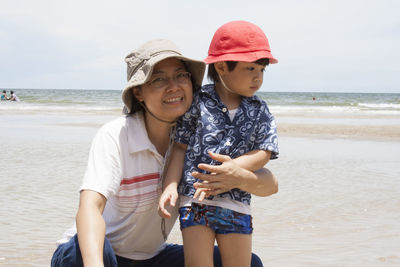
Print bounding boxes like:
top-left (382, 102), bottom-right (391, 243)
top-left (147, 71), bottom-right (192, 89)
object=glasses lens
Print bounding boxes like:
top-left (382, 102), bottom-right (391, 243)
top-left (149, 72), bottom-right (191, 88)
top-left (150, 77), bottom-right (167, 88)
top-left (175, 72), bottom-right (191, 84)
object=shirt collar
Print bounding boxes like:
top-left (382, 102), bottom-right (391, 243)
top-left (126, 112), bottom-right (156, 154)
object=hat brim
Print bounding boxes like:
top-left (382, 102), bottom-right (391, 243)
top-left (204, 50), bottom-right (278, 64)
top-left (122, 54), bottom-right (205, 113)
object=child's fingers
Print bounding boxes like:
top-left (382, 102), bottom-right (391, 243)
top-left (194, 188), bottom-right (210, 201)
top-left (158, 208), bottom-right (171, 219)
top-left (194, 188), bottom-right (206, 199)
top-left (194, 188), bottom-right (202, 199)
top-left (170, 193), bottom-right (177, 207)
top-left (158, 194), bottom-right (172, 218)
top-left (198, 191), bottom-right (207, 202)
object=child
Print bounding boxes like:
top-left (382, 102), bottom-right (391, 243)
top-left (159, 21), bottom-right (279, 267)
top-left (9, 91), bottom-right (20, 102)
top-left (1, 90), bottom-right (8, 100)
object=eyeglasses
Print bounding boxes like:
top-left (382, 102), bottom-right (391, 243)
top-left (148, 72), bottom-right (191, 89)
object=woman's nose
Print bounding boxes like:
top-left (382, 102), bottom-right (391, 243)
top-left (165, 80), bottom-right (180, 92)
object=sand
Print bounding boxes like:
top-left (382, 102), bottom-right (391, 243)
top-left (278, 123), bottom-right (400, 140)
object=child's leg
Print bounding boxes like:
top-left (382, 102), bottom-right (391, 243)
top-left (182, 225), bottom-right (215, 267)
top-left (216, 233), bottom-right (252, 267)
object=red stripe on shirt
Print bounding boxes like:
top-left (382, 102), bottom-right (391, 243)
top-left (120, 173), bottom-right (160, 185)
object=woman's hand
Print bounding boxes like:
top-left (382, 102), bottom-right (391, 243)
top-left (192, 151), bottom-right (278, 197)
top-left (192, 152), bottom-right (250, 196)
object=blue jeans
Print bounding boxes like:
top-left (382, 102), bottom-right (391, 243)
top-left (51, 234), bottom-right (263, 267)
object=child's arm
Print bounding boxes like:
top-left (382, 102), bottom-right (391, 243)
top-left (158, 142), bottom-right (187, 218)
top-left (232, 149), bottom-right (271, 172)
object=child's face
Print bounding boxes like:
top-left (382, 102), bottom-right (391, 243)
top-left (220, 61), bottom-right (266, 97)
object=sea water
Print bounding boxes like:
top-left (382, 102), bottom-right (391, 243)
top-left (1, 89), bottom-right (399, 116)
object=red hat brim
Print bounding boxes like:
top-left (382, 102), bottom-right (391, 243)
top-left (204, 50), bottom-right (278, 64)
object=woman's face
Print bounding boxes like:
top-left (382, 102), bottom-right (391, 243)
top-left (133, 58), bottom-right (193, 122)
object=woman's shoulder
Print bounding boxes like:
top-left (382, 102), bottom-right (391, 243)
top-left (98, 114), bottom-right (144, 136)
top-left (97, 116), bottom-right (129, 136)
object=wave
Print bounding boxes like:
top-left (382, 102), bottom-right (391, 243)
top-left (357, 103), bottom-right (400, 109)
top-left (2, 103), bottom-right (399, 116)
top-left (0, 103), bottom-right (122, 114)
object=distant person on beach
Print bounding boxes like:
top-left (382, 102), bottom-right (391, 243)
top-left (1, 90), bottom-right (8, 100)
top-left (9, 91), bottom-right (20, 101)
top-left (51, 39), bottom-right (278, 267)
top-left (158, 21), bottom-right (279, 267)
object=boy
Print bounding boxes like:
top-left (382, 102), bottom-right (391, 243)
top-left (159, 21), bottom-right (279, 267)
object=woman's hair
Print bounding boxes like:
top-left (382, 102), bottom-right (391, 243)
top-left (124, 60), bottom-right (197, 116)
top-left (207, 58), bottom-right (270, 83)
top-left (124, 88), bottom-right (144, 115)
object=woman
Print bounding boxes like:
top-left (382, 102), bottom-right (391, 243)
top-left (51, 39), bottom-right (278, 267)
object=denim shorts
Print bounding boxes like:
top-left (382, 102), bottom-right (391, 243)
top-left (179, 202), bottom-right (253, 234)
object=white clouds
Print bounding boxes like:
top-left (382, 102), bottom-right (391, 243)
top-left (0, 0), bottom-right (399, 92)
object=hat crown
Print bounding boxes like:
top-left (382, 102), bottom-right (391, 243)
top-left (125, 39), bottom-right (182, 81)
top-left (204, 21), bottom-right (278, 64)
top-left (208, 21), bottom-right (271, 56)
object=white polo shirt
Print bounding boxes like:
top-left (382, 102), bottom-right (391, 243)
top-left (57, 113), bottom-right (178, 260)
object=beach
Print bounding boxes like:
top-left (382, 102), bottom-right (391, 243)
top-left (0, 90), bottom-right (399, 266)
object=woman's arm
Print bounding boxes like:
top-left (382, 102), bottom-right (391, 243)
top-left (76, 190), bottom-right (107, 267)
top-left (232, 149), bottom-right (271, 172)
top-left (192, 152), bottom-right (278, 197)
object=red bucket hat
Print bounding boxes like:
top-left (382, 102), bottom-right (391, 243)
top-left (204, 20), bottom-right (278, 64)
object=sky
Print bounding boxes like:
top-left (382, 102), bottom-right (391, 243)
top-left (1, 0), bottom-right (399, 93)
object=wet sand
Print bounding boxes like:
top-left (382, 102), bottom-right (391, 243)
top-left (278, 123), bottom-right (400, 141)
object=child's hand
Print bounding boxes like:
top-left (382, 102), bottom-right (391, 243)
top-left (158, 185), bottom-right (178, 219)
top-left (193, 184), bottom-right (211, 201)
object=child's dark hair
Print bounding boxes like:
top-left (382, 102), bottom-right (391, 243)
top-left (207, 58), bottom-right (269, 83)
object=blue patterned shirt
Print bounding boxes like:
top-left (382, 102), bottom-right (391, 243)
top-left (175, 84), bottom-right (279, 205)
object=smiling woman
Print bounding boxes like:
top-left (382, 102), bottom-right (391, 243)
top-left (50, 39), bottom-right (205, 267)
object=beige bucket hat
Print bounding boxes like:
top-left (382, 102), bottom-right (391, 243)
top-left (122, 39), bottom-right (206, 113)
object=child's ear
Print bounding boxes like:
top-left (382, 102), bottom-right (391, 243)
top-left (132, 86), bottom-right (143, 102)
top-left (214, 62), bottom-right (227, 75)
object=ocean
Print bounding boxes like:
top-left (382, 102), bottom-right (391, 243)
top-left (1, 89), bottom-right (400, 117)
top-left (1, 89), bottom-right (399, 266)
